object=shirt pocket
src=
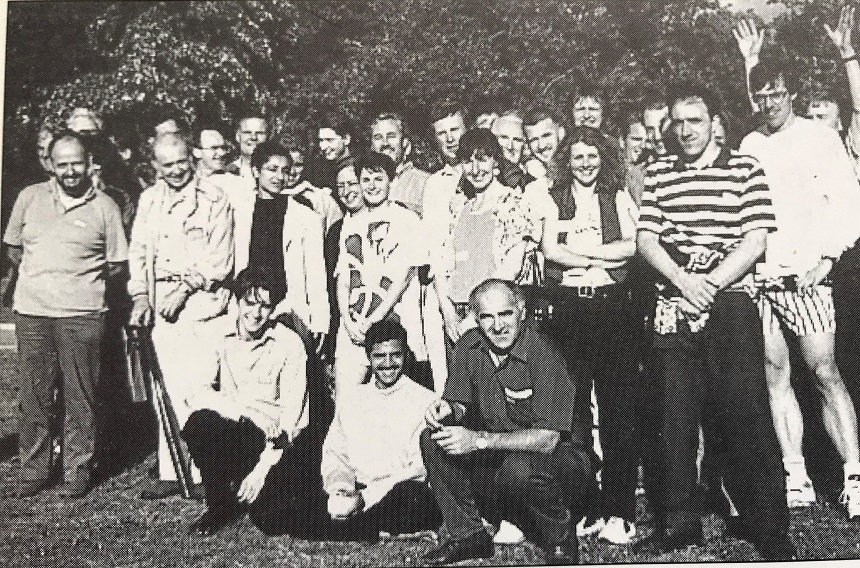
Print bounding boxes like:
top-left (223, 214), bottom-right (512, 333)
top-left (184, 225), bottom-right (208, 253)
top-left (504, 387), bottom-right (535, 428)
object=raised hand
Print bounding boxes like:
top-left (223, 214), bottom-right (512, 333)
top-left (826, 5), bottom-right (856, 57)
top-left (733, 19), bottom-right (764, 64)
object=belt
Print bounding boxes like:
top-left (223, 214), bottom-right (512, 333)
top-left (757, 275), bottom-right (832, 292)
top-left (546, 284), bottom-right (629, 301)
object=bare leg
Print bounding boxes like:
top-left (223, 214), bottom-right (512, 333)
top-left (798, 332), bottom-right (860, 464)
top-left (762, 320), bottom-right (805, 464)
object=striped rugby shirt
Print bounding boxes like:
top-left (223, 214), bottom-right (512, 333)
top-left (638, 146), bottom-right (776, 281)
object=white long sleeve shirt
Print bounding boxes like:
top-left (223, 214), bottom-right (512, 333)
top-left (321, 377), bottom-right (438, 509)
top-left (740, 116), bottom-right (860, 276)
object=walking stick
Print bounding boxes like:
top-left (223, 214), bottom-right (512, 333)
top-left (130, 326), bottom-right (193, 499)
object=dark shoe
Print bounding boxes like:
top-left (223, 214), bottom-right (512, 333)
top-left (189, 483), bottom-right (205, 501)
top-left (56, 480), bottom-right (91, 498)
top-left (188, 509), bottom-right (240, 537)
top-left (139, 480), bottom-right (181, 500)
top-left (542, 540), bottom-right (579, 565)
top-left (422, 530), bottom-right (494, 565)
top-left (723, 516), bottom-right (751, 542)
top-left (17, 479), bottom-right (49, 498)
top-left (755, 535), bottom-right (797, 561)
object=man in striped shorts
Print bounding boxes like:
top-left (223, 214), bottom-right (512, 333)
top-left (637, 82), bottom-right (793, 559)
top-left (739, 55), bottom-right (860, 518)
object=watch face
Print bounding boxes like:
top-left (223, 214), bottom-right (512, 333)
top-left (476, 435), bottom-right (487, 449)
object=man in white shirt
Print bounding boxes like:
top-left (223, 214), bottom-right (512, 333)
top-left (182, 267), bottom-right (310, 536)
top-left (322, 320), bottom-right (441, 540)
top-left (740, 56), bottom-right (860, 519)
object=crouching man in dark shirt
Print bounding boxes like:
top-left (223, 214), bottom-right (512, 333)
top-left (420, 279), bottom-right (592, 565)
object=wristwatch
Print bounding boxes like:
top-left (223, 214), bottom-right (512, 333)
top-left (475, 431), bottom-right (489, 450)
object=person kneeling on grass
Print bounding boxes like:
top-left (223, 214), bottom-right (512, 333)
top-left (321, 319), bottom-right (443, 540)
top-left (180, 266), bottom-right (312, 537)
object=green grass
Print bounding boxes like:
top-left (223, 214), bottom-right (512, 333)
top-left (2, 352), bottom-right (860, 566)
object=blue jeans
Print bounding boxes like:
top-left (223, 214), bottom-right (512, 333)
top-left (15, 312), bottom-right (105, 485)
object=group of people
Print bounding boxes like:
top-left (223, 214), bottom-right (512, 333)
top-left (7, 9), bottom-right (860, 565)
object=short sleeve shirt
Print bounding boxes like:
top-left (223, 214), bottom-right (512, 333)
top-left (443, 325), bottom-right (574, 433)
top-left (4, 181), bottom-right (128, 317)
top-left (638, 148), bottom-right (775, 271)
top-left (337, 201), bottom-right (426, 322)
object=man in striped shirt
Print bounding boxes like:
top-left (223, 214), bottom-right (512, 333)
top-left (636, 82), bottom-right (794, 560)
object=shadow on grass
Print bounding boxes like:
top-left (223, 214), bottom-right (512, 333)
top-left (0, 432), bottom-right (17, 462)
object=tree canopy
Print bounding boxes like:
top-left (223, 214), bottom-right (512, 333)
top-left (2, 0), bottom-right (852, 175)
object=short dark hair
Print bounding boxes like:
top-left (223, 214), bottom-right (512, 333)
top-left (573, 81), bottom-right (605, 107)
top-left (523, 106), bottom-right (565, 129)
top-left (750, 54), bottom-right (800, 96)
top-left (364, 319), bottom-right (408, 355)
top-left (233, 266), bottom-right (279, 304)
top-left (666, 81), bottom-right (722, 120)
top-left (428, 98), bottom-right (467, 125)
top-left (355, 151), bottom-right (396, 181)
top-left (318, 110), bottom-right (354, 138)
top-left (468, 279), bottom-right (525, 315)
top-left (47, 129), bottom-right (90, 158)
top-left (456, 128), bottom-right (503, 163)
top-left (250, 141), bottom-right (293, 171)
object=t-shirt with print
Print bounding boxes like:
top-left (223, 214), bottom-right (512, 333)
top-left (337, 201), bottom-right (428, 359)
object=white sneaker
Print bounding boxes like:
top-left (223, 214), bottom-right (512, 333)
top-left (598, 517), bottom-right (636, 545)
top-left (493, 520), bottom-right (525, 544)
top-left (840, 474), bottom-right (860, 520)
top-left (576, 515), bottom-right (605, 537)
top-left (785, 472), bottom-right (816, 508)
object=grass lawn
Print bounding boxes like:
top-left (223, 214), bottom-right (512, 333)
top-left (2, 350), bottom-right (860, 566)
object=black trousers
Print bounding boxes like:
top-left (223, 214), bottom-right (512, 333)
top-left (327, 480), bottom-right (442, 540)
top-left (537, 287), bottom-right (640, 522)
top-left (420, 428), bottom-right (592, 547)
top-left (640, 291), bottom-right (789, 546)
top-left (181, 409), bottom-right (324, 535)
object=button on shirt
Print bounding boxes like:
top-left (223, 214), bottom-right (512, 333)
top-left (3, 180), bottom-right (128, 317)
top-left (127, 176), bottom-right (234, 317)
top-left (444, 325), bottom-right (574, 434)
top-left (191, 322), bottom-right (309, 442)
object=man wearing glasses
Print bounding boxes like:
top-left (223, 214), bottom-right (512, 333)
top-left (739, 56), bottom-right (860, 520)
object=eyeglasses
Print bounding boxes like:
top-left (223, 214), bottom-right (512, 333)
top-left (201, 145), bottom-right (226, 152)
top-left (753, 91), bottom-right (789, 104)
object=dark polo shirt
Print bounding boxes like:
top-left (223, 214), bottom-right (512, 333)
top-left (444, 325), bottom-right (574, 434)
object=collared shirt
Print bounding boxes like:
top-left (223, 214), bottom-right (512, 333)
top-left (639, 147), bottom-right (776, 277)
top-left (740, 117), bottom-right (860, 275)
top-left (127, 176), bottom-right (233, 319)
top-left (444, 325), bottom-right (574, 433)
top-left (321, 376), bottom-right (438, 508)
top-left (4, 179), bottom-right (128, 317)
top-left (192, 322), bottom-right (309, 442)
top-left (422, 163), bottom-right (463, 259)
top-left (390, 161), bottom-right (430, 217)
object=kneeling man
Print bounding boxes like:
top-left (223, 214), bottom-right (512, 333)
top-left (322, 320), bottom-right (441, 539)
top-left (421, 279), bottom-right (590, 566)
top-left (181, 267), bottom-right (310, 536)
